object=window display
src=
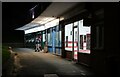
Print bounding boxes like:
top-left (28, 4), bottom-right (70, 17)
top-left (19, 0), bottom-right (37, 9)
top-left (65, 23), bottom-right (73, 51)
top-left (79, 19), bottom-right (91, 54)
top-left (64, 19), bottom-right (91, 54)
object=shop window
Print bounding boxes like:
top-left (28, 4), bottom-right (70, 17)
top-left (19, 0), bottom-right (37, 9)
top-left (47, 28), bottom-right (52, 46)
top-left (59, 30), bottom-right (62, 47)
top-left (65, 23), bottom-right (73, 51)
top-left (55, 26), bottom-right (59, 47)
top-left (87, 34), bottom-right (90, 49)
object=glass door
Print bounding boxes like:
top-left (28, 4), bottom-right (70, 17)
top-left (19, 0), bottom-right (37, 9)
top-left (73, 27), bottom-right (78, 60)
top-left (52, 27), bottom-right (56, 54)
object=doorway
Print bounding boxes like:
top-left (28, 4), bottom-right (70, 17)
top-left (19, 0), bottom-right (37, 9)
top-left (73, 27), bottom-right (78, 60)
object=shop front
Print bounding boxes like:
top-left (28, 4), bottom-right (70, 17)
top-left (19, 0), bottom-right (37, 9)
top-left (46, 19), bottom-right (62, 55)
top-left (25, 33), bottom-right (35, 48)
top-left (24, 31), bottom-right (44, 50)
top-left (64, 19), bottom-right (91, 65)
top-left (55, 25), bottom-right (62, 56)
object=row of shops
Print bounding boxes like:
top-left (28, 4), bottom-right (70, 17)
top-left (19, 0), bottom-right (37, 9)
top-left (15, 2), bottom-right (92, 66)
top-left (15, 2), bottom-right (120, 76)
top-left (24, 18), bottom-right (62, 55)
top-left (24, 18), bottom-right (91, 64)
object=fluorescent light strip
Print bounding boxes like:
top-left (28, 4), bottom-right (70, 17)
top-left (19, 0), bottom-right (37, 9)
top-left (25, 26), bottom-right (45, 34)
top-left (25, 18), bottom-right (59, 34)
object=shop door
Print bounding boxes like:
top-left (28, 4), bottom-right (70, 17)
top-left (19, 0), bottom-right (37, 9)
top-left (52, 28), bottom-right (56, 54)
top-left (73, 27), bottom-right (78, 60)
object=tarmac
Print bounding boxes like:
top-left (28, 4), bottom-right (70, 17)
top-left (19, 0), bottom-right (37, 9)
top-left (12, 48), bottom-right (94, 77)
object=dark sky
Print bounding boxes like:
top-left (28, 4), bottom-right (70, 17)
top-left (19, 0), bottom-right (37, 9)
top-left (2, 2), bottom-right (51, 43)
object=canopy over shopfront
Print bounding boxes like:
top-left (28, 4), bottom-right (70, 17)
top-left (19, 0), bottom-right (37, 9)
top-left (15, 2), bottom-right (80, 33)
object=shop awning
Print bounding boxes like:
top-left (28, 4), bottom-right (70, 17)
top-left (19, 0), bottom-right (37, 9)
top-left (15, 16), bottom-right (57, 30)
top-left (15, 23), bottom-right (40, 30)
top-left (15, 2), bottom-right (79, 32)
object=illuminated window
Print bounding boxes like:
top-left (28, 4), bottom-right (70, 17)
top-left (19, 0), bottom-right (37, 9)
top-left (86, 34), bottom-right (90, 50)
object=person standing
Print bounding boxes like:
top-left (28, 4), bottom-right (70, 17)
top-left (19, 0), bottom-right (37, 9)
top-left (35, 37), bottom-right (40, 52)
top-left (39, 35), bottom-right (42, 51)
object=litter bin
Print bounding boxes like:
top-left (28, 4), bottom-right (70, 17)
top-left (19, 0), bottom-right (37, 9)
top-left (44, 41), bottom-right (48, 53)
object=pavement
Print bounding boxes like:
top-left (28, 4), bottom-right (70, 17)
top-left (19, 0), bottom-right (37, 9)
top-left (12, 48), bottom-right (94, 77)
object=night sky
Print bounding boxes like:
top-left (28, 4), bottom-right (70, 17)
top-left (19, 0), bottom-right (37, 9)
top-left (2, 2), bottom-right (51, 43)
